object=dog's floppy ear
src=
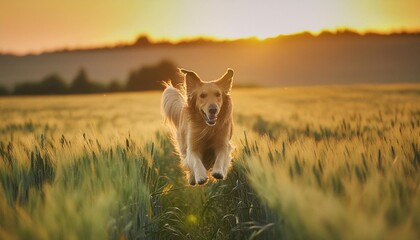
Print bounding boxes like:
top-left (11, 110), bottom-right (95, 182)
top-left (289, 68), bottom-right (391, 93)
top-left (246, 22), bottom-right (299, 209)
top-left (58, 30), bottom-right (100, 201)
top-left (216, 68), bottom-right (234, 95)
top-left (180, 68), bottom-right (202, 97)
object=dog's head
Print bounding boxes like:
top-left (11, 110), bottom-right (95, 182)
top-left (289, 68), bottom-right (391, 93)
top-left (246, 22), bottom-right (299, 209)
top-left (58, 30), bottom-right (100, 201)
top-left (181, 68), bottom-right (234, 126)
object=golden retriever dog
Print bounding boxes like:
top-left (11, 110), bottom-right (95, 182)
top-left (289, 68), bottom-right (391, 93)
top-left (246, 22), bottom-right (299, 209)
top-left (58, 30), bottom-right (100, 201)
top-left (161, 68), bottom-right (234, 185)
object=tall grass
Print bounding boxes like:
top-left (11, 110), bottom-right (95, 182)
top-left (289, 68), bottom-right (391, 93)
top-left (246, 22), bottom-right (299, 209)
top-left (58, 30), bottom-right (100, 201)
top-left (0, 84), bottom-right (419, 239)
top-left (237, 85), bottom-right (420, 239)
top-left (0, 132), bottom-right (166, 239)
top-left (0, 92), bottom-right (277, 239)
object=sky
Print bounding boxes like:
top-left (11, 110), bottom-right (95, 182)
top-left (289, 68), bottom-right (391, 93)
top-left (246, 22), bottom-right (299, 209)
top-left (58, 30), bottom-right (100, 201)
top-left (1, 0), bottom-right (420, 54)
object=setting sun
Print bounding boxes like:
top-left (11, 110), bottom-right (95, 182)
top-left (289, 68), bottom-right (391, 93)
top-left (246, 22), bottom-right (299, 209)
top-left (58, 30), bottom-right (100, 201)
top-left (1, 0), bottom-right (419, 54)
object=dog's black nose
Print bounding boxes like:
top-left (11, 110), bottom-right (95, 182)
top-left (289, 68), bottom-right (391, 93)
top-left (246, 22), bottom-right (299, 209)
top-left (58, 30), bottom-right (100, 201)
top-left (209, 105), bottom-right (217, 115)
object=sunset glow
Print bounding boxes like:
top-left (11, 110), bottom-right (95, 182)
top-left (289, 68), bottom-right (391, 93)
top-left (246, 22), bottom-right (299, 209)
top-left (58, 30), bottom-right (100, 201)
top-left (1, 0), bottom-right (419, 54)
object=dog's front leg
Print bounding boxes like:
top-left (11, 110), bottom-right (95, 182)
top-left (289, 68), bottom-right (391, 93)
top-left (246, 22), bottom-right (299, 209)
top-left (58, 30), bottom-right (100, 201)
top-left (212, 143), bottom-right (233, 180)
top-left (186, 150), bottom-right (208, 185)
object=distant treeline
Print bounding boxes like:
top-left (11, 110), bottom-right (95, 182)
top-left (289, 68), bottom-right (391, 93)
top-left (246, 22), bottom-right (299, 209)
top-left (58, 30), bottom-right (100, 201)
top-left (0, 60), bottom-right (183, 96)
top-left (3, 30), bottom-right (420, 56)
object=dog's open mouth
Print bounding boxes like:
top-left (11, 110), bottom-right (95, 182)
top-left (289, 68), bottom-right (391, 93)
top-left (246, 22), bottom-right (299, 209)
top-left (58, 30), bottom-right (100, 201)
top-left (201, 110), bottom-right (217, 126)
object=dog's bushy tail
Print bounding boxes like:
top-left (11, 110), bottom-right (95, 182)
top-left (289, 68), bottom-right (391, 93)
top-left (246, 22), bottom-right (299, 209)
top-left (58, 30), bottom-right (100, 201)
top-left (161, 81), bottom-right (184, 127)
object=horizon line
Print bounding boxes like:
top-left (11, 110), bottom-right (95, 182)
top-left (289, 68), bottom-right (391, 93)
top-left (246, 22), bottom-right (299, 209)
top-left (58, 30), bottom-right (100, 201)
top-left (2, 28), bottom-right (420, 57)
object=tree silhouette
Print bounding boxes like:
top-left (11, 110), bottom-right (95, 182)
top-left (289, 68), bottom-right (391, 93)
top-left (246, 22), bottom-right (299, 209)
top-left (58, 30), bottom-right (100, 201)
top-left (14, 74), bottom-right (67, 95)
top-left (134, 35), bottom-right (152, 46)
top-left (71, 68), bottom-right (103, 94)
top-left (0, 85), bottom-right (9, 95)
top-left (14, 82), bottom-right (39, 95)
top-left (126, 60), bottom-right (182, 91)
top-left (9, 60), bottom-right (182, 96)
top-left (107, 80), bottom-right (122, 92)
top-left (40, 74), bottom-right (67, 94)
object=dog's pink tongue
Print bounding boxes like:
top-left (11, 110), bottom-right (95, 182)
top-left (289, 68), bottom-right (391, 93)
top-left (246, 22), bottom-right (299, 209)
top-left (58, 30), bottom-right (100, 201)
top-left (206, 114), bottom-right (217, 125)
top-left (208, 115), bottom-right (217, 121)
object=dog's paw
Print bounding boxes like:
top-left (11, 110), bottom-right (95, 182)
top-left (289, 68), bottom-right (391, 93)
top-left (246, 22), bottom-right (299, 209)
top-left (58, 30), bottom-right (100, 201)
top-left (193, 164), bottom-right (208, 185)
top-left (212, 172), bottom-right (224, 180)
top-left (195, 176), bottom-right (208, 185)
top-left (188, 174), bottom-right (196, 185)
top-left (212, 167), bottom-right (226, 180)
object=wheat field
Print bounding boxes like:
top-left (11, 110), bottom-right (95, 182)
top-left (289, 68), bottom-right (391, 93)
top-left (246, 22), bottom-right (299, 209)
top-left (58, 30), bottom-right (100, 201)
top-left (0, 84), bottom-right (419, 239)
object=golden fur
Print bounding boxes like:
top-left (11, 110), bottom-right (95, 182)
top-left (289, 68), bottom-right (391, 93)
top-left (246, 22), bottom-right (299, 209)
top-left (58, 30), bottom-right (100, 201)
top-left (161, 68), bottom-right (234, 185)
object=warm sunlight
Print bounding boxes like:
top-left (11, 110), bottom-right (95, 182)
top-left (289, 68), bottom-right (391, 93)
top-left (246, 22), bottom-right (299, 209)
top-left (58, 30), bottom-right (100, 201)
top-left (0, 0), bottom-right (419, 54)
top-left (1, 1), bottom-right (420, 239)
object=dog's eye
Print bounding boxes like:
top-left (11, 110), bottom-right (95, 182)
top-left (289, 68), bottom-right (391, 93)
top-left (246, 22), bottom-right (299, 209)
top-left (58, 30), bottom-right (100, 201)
top-left (215, 92), bottom-right (221, 97)
top-left (200, 93), bottom-right (207, 98)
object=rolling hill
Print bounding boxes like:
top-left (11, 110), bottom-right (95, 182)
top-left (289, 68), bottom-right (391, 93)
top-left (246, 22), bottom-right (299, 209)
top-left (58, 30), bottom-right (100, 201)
top-left (1, 32), bottom-right (419, 89)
